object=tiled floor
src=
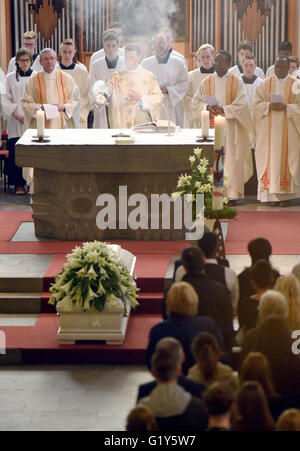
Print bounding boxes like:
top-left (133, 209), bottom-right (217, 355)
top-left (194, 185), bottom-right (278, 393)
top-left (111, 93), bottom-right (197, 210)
top-left (1, 186), bottom-right (300, 430)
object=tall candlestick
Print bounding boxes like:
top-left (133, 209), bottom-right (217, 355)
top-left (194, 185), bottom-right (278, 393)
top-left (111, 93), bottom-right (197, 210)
top-left (213, 116), bottom-right (226, 211)
top-left (37, 109), bottom-right (45, 138)
top-left (201, 110), bottom-right (210, 138)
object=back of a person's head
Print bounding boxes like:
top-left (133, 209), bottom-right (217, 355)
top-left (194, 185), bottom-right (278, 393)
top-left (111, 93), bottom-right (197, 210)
top-left (232, 382), bottom-right (275, 431)
top-left (240, 352), bottom-right (277, 399)
top-left (181, 246), bottom-right (205, 273)
top-left (198, 233), bottom-right (218, 259)
top-left (258, 290), bottom-right (288, 325)
top-left (275, 275), bottom-right (300, 330)
top-left (151, 346), bottom-right (181, 382)
top-left (276, 409), bottom-right (300, 431)
top-left (250, 260), bottom-right (274, 290)
top-left (248, 238), bottom-right (272, 264)
top-left (126, 405), bottom-right (158, 432)
top-left (166, 282), bottom-right (198, 317)
top-left (155, 337), bottom-right (183, 358)
top-left (204, 382), bottom-right (235, 416)
top-left (192, 332), bottom-right (220, 380)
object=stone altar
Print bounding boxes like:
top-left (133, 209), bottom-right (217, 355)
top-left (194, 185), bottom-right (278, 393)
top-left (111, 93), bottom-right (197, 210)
top-left (16, 129), bottom-right (215, 241)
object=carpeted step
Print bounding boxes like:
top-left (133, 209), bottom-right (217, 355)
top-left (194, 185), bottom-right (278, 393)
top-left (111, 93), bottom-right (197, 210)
top-left (0, 293), bottom-right (42, 314)
top-left (40, 291), bottom-right (164, 315)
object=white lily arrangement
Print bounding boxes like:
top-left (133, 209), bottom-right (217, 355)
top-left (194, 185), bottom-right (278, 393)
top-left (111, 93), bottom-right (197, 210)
top-left (49, 241), bottom-right (139, 314)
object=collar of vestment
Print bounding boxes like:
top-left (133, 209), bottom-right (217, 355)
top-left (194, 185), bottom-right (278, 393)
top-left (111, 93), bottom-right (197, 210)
top-left (126, 65), bottom-right (140, 73)
top-left (215, 72), bottom-right (229, 80)
top-left (105, 55), bottom-right (119, 69)
top-left (238, 64), bottom-right (243, 73)
top-left (275, 75), bottom-right (289, 83)
top-left (17, 67), bottom-right (33, 77)
top-left (59, 62), bottom-right (76, 70)
top-left (242, 75), bottom-right (258, 84)
top-left (156, 49), bottom-right (171, 64)
top-left (43, 69), bottom-right (57, 80)
top-left (200, 65), bottom-right (215, 74)
top-left (32, 53), bottom-right (38, 62)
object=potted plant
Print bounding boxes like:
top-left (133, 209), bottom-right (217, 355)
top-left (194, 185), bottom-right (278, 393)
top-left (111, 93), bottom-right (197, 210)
top-left (49, 241), bottom-right (138, 345)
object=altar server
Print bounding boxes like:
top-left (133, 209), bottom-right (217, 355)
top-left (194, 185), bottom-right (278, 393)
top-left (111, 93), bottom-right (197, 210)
top-left (242, 55), bottom-right (264, 115)
top-left (162, 27), bottom-right (188, 69)
top-left (253, 56), bottom-right (300, 207)
top-left (95, 45), bottom-right (163, 129)
top-left (192, 51), bottom-right (253, 202)
top-left (183, 44), bottom-right (215, 128)
top-left (8, 31), bottom-right (42, 74)
top-left (229, 41), bottom-right (265, 80)
top-left (59, 39), bottom-right (91, 128)
top-left (90, 31), bottom-right (125, 128)
top-left (142, 33), bottom-right (188, 127)
top-left (90, 23), bottom-right (124, 69)
top-left (1, 49), bottom-right (36, 194)
top-left (266, 41), bottom-right (293, 78)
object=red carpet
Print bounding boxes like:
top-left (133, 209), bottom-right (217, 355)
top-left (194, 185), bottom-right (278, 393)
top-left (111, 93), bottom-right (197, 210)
top-left (225, 211), bottom-right (300, 255)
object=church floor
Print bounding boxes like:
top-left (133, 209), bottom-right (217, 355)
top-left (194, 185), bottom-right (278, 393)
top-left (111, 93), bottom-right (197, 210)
top-left (1, 185), bottom-right (300, 430)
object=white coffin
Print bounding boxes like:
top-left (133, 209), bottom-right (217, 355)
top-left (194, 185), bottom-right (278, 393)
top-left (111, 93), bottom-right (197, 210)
top-left (56, 245), bottom-right (136, 345)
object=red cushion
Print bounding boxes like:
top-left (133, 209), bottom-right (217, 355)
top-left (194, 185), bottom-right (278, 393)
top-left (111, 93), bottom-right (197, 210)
top-left (0, 150), bottom-right (9, 158)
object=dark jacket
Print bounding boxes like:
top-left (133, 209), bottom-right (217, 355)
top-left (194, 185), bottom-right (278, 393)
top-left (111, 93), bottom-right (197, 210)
top-left (145, 314), bottom-right (225, 375)
top-left (238, 267), bottom-right (280, 303)
top-left (182, 272), bottom-right (233, 353)
top-left (137, 376), bottom-right (206, 402)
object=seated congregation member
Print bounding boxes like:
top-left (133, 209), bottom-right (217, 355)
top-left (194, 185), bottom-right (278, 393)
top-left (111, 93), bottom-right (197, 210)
top-left (239, 352), bottom-right (286, 421)
top-left (276, 409), bottom-right (300, 431)
top-left (22, 48), bottom-right (80, 192)
top-left (97, 45), bottom-right (163, 129)
top-left (253, 56), bottom-right (300, 207)
top-left (146, 282), bottom-right (225, 375)
top-left (231, 381), bottom-right (275, 431)
top-left (2, 48), bottom-right (36, 194)
top-left (238, 237), bottom-right (280, 303)
top-left (126, 405), bottom-right (157, 432)
top-left (142, 33), bottom-right (188, 127)
top-left (266, 40), bottom-right (293, 77)
top-left (238, 260), bottom-right (275, 334)
top-left (183, 44), bottom-right (215, 128)
top-left (91, 31), bottom-right (125, 128)
top-left (89, 22), bottom-right (124, 67)
top-left (229, 41), bottom-right (265, 79)
top-left (274, 274), bottom-right (300, 331)
top-left (7, 31), bottom-right (42, 74)
top-left (204, 382), bottom-right (235, 431)
top-left (179, 247), bottom-right (233, 353)
top-left (240, 290), bottom-right (288, 361)
top-left (192, 51), bottom-right (253, 203)
top-left (139, 342), bottom-right (208, 431)
top-left (175, 233), bottom-right (239, 315)
top-left (59, 39), bottom-right (90, 128)
top-left (188, 332), bottom-right (238, 391)
top-left (137, 337), bottom-right (206, 402)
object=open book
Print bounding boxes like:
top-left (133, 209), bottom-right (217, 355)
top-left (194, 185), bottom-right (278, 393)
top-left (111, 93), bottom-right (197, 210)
top-left (132, 120), bottom-right (177, 133)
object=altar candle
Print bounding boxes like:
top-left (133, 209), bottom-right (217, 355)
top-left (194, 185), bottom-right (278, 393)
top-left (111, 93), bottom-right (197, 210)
top-left (214, 116), bottom-right (225, 150)
top-left (201, 111), bottom-right (210, 138)
top-left (37, 109), bottom-right (45, 138)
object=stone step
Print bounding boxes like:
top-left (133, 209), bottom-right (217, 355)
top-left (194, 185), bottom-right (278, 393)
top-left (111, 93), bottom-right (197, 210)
top-left (0, 293), bottom-right (42, 314)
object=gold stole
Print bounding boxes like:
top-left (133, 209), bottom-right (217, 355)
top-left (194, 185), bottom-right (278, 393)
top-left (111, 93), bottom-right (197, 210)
top-left (32, 70), bottom-right (69, 128)
top-left (203, 73), bottom-right (239, 127)
top-left (261, 75), bottom-right (296, 192)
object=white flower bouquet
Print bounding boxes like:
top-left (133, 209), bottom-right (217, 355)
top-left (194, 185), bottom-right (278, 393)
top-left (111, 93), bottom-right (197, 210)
top-left (49, 241), bottom-right (139, 315)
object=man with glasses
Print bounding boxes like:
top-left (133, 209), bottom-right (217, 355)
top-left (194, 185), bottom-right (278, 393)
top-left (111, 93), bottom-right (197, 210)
top-left (8, 31), bottom-right (42, 74)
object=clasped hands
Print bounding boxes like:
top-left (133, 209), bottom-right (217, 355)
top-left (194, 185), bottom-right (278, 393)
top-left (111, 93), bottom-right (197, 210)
top-left (206, 105), bottom-right (225, 116)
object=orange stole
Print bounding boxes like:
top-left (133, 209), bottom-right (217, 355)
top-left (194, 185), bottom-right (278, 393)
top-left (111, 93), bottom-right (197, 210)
top-left (261, 75), bottom-right (297, 192)
top-left (203, 73), bottom-right (239, 127)
top-left (32, 70), bottom-right (69, 129)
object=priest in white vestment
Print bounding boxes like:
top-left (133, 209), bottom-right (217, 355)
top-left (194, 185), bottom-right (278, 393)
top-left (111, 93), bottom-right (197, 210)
top-left (58, 39), bottom-right (90, 128)
top-left (96, 45), bottom-right (163, 129)
top-left (91, 31), bottom-right (125, 128)
top-left (183, 44), bottom-right (215, 128)
top-left (229, 41), bottom-right (265, 79)
top-left (22, 48), bottom-right (80, 191)
top-left (253, 57), bottom-right (300, 206)
top-left (142, 33), bottom-right (188, 127)
top-left (192, 51), bottom-right (254, 202)
top-left (266, 41), bottom-right (293, 78)
top-left (7, 31), bottom-right (42, 74)
top-left (90, 24), bottom-right (124, 69)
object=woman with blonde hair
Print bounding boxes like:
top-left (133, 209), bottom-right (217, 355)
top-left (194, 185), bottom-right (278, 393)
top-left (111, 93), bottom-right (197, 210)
top-left (145, 282), bottom-right (224, 375)
top-left (274, 274), bottom-right (300, 330)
